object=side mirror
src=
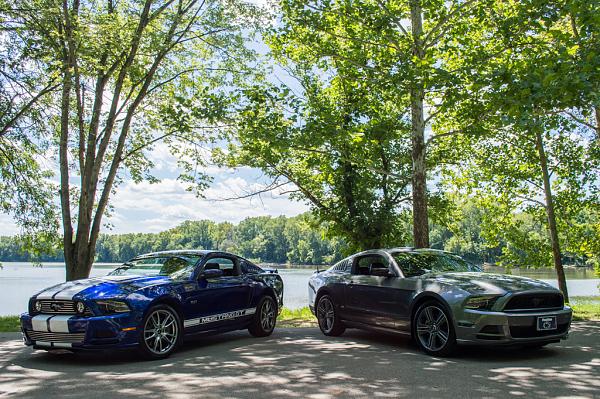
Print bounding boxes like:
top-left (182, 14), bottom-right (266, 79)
top-left (371, 267), bottom-right (392, 277)
top-left (200, 268), bottom-right (224, 279)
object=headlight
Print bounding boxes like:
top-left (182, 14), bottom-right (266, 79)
top-left (34, 301), bottom-right (42, 312)
top-left (76, 301), bottom-right (86, 314)
top-left (464, 295), bottom-right (501, 310)
top-left (96, 299), bottom-right (130, 314)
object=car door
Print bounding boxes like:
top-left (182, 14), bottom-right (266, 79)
top-left (343, 253), bottom-right (400, 329)
top-left (183, 254), bottom-right (253, 332)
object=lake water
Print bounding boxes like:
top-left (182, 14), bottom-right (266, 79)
top-left (0, 262), bottom-right (598, 316)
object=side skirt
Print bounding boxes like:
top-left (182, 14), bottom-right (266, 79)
top-left (342, 320), bottom-right (412, 337)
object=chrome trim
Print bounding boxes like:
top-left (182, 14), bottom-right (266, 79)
top-left (26, 330), bottom-right (85, 343)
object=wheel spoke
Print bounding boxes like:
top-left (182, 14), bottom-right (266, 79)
top-left (437, 329), bottom-right (448, 343)
top-left (427, 332), bottom-right (435, 349)
top-left (425, 307), bottom-right (434, 323)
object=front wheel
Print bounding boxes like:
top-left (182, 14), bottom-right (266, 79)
top-left (316, 295), bottom-right (345, 336)
top-left (248, 296), bottom-right (277, 337)
top-left (413, 301), bottom-right (456, 356)
top-left (138, 304), bottom-right (181, 360)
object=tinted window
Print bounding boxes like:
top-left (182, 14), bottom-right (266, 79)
top-left (203, 257), bottom-right (240, 276)
top-left (352, 255), bottom-right (388, 276)
top-left (241, 260), bottom-right (264, 274)
top-left (392, 252), bottom-right (474, 277)
top-left (110, 255), bottom-right (202, 279)
top-left (329, 258), bottom-right (350, 272)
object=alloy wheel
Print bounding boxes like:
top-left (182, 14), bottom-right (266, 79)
top-left (416, 305), bottom-right (450, 352)
top-left (317, 297), bottom-right (335, 333)
top-left (143, 309), bottom-right (179, 355)
top-left (260, 298), bottom-right (276, 332)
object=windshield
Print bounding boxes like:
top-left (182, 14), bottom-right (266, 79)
top-left (392, 252), bottom-right (478, 277)
top-left (109, 255), bottom-right (203, 280)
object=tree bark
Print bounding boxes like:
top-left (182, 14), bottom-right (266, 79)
top-left (535, 129), bottom-right (569, 302)
top-left (409, 0), bottom-right (429, 248)
top-left (59, 0), bottom-right (76, 281)
top-left (595, 106), bottom-right (600, 142)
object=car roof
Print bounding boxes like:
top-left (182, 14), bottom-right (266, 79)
top-left (133, 250), bottom-right (230, 258)
top-left (354, 248), bottom-right (458, 256)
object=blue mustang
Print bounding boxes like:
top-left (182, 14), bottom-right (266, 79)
top-left (20, 250), bottom-right (283, 359)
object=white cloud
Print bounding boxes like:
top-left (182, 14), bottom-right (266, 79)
top-left (105, 175), bottom-right (309, 234)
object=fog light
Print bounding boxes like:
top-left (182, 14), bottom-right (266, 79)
top-left (76, 301), bottom-right (86, 314)
top-left (34, 301), bottom-right (42, 312)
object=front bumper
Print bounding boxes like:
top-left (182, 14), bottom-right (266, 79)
top-left (20, 312), bottom-right (142, 351)
top-left (455, 306), bottom-right (572, 345)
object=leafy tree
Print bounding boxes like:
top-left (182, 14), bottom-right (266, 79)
top-left (441, 0), bottom-right (599, 300)
top-left (4, 0), bottom-right (261, 280)
top-left (0, 0), bottom-right (60, 251)
top-left (229, 38), bottom-right (414, 251)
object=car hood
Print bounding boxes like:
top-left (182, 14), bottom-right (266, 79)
top-left (421, 272), bottom-right (557, 295)
top-left (34, 275), bottom-right (172, 301)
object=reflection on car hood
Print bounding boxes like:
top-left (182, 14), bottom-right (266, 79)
top-left (421, 272), bottom-right (557, 295)
top-left (34, 275), bottom-right (171, 300)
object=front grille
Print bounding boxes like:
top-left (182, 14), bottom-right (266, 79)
top-left (26, 330), bottom-right (86, 343)
top-left (32, 300), bottom-right (93, 316)
top-left (504, 293), bottom-right (564, 311)
top-left (509, 323), bottom-right (569, 338)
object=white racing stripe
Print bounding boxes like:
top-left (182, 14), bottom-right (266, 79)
top-left (48, 315), bottom-right (72, 333)
top-left (31, 315), bottom-right (52, 332)
top-left (36, 286), bottom-right (68, 300)
top-left (52, 279), bottom-right (102, 300)
top-left (184, 307), bottom-right (257, 328)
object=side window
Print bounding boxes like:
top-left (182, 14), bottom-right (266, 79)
top-left (241, 260), bottom-right (263, 274)
top-left (203, 257), bottom-right (240, 277)
top-left (352, 255), bottom-right (388, 276)
top-left (330, 259), bottom-right (349, 272)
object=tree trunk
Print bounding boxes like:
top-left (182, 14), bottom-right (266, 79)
top-left (595, 106), bottom-right (600, 142)
top-left (409, 0), bottom-right (429, 248)
top-left (535, 129), bottom-right (569, 303)
top-left (60, 0), bottom-right (76, 281)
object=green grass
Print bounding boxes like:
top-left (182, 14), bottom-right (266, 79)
top-left (570, 296), bottom-right (600, 321)
top-left (0, 316), bottom-right (20, 332)
top-left (278, 307), bottom-right (317, 328)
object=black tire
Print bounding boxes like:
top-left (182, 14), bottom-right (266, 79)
top-left (138, 304), bottom-right (182, 360)
top-left (248, 296), bottom-right (277, 337)
top-left (316, 294), bottom-right (345, 337)
top-left (412, 300), bottom-right (456, 357)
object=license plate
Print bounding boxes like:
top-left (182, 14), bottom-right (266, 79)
top-left (537, 316), bottom-right (557, 331)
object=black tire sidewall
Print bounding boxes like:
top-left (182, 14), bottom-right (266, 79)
top-left (249, 295), bottom-right (277, 337)
top-left (138, 304), bottom-right (182, 360)
top-left (413, 300), bottom-right (456, 356)
top-left (317, 294), bottom-right (344, 336)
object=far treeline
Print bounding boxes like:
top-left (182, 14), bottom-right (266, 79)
top-left (1, 201), bottom-right (597, 269)
top-left (0, 0), bottom-right (598, 303)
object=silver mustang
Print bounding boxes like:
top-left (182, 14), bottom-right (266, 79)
top-left (308, 248), bottom-right (572, 356)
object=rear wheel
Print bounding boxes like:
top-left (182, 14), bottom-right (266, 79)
top-left (316, 295), bottom-right (345, 336)
top-left (138, 304), bottom-right (181, 360)
top-left (248, 296), bottom-right (277, 337)
top-left (413, 301), bottom-right (456, 356)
